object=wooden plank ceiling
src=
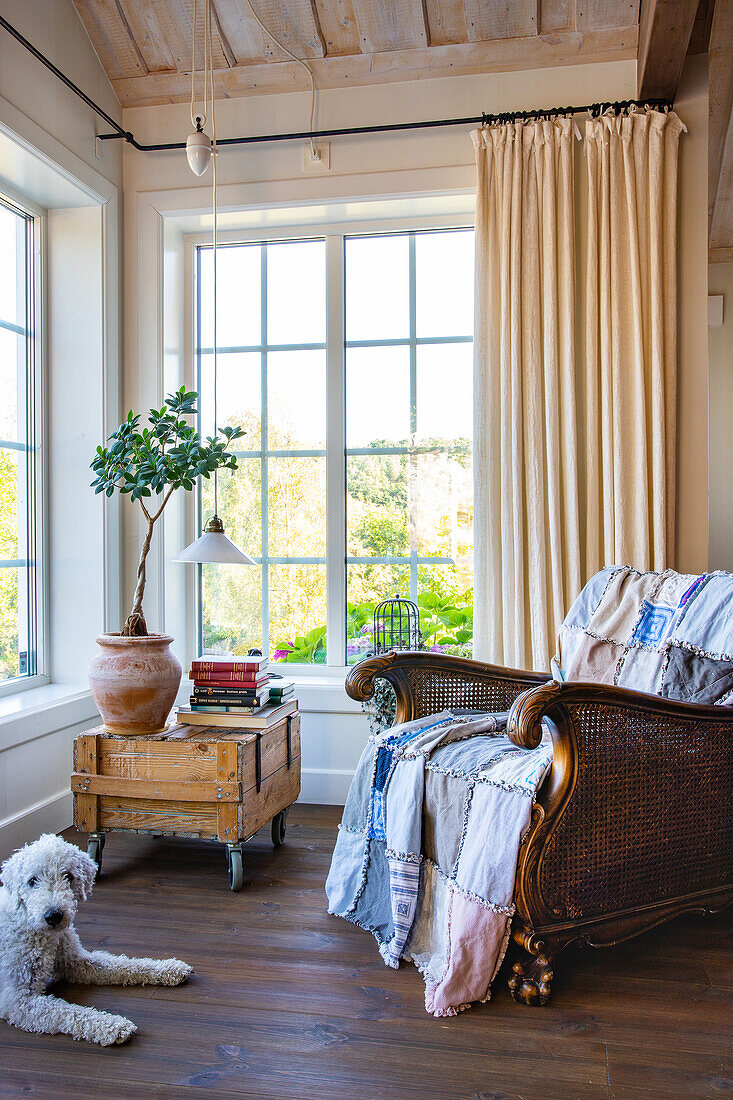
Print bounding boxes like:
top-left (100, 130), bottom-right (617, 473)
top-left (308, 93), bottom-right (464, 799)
top-left (71, 0), bottom-right (641, 108)
top-left (708, 0), bottom-right (733, 260)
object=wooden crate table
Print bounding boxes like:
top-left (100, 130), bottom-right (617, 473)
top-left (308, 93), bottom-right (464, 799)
top-left (71, 713), bottom-right (300, 891)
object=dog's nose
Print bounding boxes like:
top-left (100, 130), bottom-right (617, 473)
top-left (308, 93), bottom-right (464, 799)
top-left (43, 908), bottom-right (64, 928)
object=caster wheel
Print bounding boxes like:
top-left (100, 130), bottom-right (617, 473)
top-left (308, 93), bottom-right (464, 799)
top-left (227, 847), bottom-right (243, 892)
top-left (271, 809), bottom-right (288, 848)
top-left (87, 835), bottom-right (105, 877)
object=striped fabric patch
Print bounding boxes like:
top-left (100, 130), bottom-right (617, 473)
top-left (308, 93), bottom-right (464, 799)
top-left (385, 857), bottom-right (421, 965)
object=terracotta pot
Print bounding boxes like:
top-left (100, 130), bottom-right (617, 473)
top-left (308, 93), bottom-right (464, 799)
top-left (88, 633), bottom-right (182, 735)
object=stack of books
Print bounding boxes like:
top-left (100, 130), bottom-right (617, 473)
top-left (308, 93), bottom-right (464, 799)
top-left (267, 677), bottom-right (295, 705)
top-left (176, 656), bottom-right (296, 729)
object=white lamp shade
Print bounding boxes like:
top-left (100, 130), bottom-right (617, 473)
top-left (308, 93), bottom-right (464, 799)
top-left (186, 130), bottom-right (212, 176)
top-left (173, 517), bottom-right (255, 564)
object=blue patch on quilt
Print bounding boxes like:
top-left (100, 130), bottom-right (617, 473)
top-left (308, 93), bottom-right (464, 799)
top-left (630, 601), bottom-right (675, 648)
top-left (393, 717), bottom-right (452, 749)
top-left (369, 788), bottom-right (386, 841)
top-left (373, 746), bottom-right (393, 791)
top-left (368, 746), bottom-right (393, 841)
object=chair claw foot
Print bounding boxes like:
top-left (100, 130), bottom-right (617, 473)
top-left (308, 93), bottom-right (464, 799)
top-left (508, 955), bottom-right (554, 1006)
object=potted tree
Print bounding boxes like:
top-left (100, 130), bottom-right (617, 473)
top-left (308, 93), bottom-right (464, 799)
top-left (88, 387), bottom-right (243, 734)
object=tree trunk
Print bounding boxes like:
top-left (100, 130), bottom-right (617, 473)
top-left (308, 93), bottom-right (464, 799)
top-left (122, 517), bottom-right (155, 637)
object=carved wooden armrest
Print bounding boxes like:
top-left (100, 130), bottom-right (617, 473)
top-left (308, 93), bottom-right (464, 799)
top-left (345, 651), bottom-right (548, 725)
top-left (508, 677), bottom-right (733, 751)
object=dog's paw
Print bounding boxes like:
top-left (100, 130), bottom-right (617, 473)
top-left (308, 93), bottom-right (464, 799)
top-left (108, 1015), bottom-right (137, 1046)
top-left (158, 959), bottom-right (193, 986)
top-left (87, 1012), bottom-right (137, 1046)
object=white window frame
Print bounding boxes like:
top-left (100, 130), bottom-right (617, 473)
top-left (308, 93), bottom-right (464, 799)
top-left (185, 212), bottom-right (473, 675)
top-left (0, 187), bottom-right (48, 699)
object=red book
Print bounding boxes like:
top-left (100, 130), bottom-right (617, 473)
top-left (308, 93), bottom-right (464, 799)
top-left (189, 670), bottom-right (270, 685)
top-left (191, 657), bottom-right (267, 673)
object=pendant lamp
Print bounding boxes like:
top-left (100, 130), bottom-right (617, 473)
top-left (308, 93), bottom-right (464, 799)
top-left (174, 0), bottom-right (253, 568)
top-left (174, 515), bottom-right (254, 564)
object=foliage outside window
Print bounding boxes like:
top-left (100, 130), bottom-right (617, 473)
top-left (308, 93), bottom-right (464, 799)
top-left (0, 197), bottom-right (39, 686)
top-left (196, 228), bottom-right (474, 665)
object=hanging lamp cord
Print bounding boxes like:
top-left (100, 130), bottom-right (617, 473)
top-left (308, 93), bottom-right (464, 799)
top-left (190, 0), bottom-right (220, 519)
top-left (189, 0), bottom-right (209, 132)
top-left (243, 0), bottom-right (317, 157)
top-left (208, 0), bottom-right (219, 518)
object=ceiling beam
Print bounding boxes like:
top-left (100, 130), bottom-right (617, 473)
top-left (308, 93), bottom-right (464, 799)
top-left (637, 0), bottom-right (699, 99)
top-left (709, 0), bottom-right (733, 252)
top-left (112, 24), bottom-right (638, 107)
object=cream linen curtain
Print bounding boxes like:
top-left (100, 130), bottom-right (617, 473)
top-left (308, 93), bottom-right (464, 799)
top-left (584, 109), bottom-right (685, 575)
top-left (472, 118), bottom-right (580, 670)
top-left (472, 108), bottom-right (684, 670)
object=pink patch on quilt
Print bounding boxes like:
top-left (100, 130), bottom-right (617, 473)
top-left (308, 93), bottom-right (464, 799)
top-left (424, 890), bottom-right (511, 1017)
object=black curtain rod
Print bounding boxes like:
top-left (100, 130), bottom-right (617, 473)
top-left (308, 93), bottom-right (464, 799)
top-left (99, 97), bottom-right (672, 152)
top-left (0, 14), bottom-right (671, 154)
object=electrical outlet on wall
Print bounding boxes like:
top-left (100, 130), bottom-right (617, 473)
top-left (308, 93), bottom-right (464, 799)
top-left (708, 294), bottom-right (724, 327)
top-left (302, 141), bottom-right (330, 173)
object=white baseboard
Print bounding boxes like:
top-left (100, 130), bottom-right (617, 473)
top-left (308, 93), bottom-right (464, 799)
top-left (0, 790), bottom-right (73, 860)
top-left (299, 767), bottom-right (353, 806)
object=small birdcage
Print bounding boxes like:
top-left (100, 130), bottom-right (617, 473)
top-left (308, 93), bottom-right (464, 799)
top-left (373, 594), bottom-right (422, 654)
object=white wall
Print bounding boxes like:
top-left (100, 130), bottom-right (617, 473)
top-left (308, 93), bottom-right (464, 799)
top-left (47, 205), bottom-right (118, 679)
top-left (0, 0), bottom-right (122, 190)
top-left (708, 262), bottom-right (733, 571)
top-left (0, 0), bottom-right (123, 856)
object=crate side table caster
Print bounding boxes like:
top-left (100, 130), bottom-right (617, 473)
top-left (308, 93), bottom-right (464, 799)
top-left (226, 845), bottom-right (244, 892)
top-left (87, 833), bottom-right (105, 878)
top-left (271, 808), bottom-right (288, 848)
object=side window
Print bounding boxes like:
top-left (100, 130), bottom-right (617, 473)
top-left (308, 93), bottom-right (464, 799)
top-left (0, 196), bottom-right (40, 688)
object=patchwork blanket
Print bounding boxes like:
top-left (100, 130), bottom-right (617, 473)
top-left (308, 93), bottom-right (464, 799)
top-left (554, 566), bottom-right (733, 704)
top-left (326, 711), bottom-right (553, 1016)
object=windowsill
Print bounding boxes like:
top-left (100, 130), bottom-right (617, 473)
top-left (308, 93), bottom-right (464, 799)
top-left (0, 683), bottom-right (99, 751)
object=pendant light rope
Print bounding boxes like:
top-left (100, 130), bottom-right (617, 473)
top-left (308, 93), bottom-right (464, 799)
top-left (209, 0), bottom-right (219, 518)
top-left (172, 1), bottom-right (255, 566)
top-left (189, 0), bottom-right (220, 517)
top-left (189, 0), bottom-right (209, 131)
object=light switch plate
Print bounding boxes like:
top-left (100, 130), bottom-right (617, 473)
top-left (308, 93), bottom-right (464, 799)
top-left (302, 141), bottom-right (330, 173)
top-left (708, 294), bottom-right (724, 327)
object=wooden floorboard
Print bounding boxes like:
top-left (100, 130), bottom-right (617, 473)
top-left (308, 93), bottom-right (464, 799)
top-left (0, 805), bottom-right (729, 1099)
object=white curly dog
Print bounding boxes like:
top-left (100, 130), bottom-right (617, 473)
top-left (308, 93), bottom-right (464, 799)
top-left (0, 833), bottom-right (192, 1045)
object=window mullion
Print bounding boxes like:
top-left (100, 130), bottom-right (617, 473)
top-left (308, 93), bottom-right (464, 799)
top-left (408, 233), bottom-right (418, 605)
top-left (325, 234), bottom-right (346, 666)
top-left (260, 244), bottom-right (269, 657)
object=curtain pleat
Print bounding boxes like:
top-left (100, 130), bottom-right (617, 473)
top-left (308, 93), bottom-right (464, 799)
top-left (584, 110), bottom-right (684, 574)
top-left (473, 108), bottom-right (683, 671)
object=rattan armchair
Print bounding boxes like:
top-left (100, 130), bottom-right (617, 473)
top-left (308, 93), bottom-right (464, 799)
top-left (345, 651), bottom-right (733, 1006)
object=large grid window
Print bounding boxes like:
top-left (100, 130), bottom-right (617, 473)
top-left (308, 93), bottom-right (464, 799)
top-left (0, 197), bottom-right (39, 686)
top-left (196, 227), bottom-right (473, 665)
